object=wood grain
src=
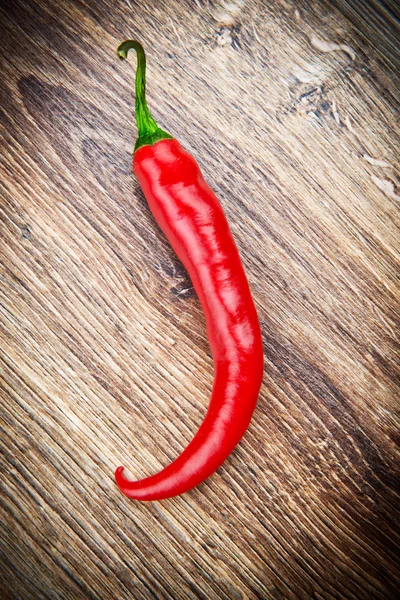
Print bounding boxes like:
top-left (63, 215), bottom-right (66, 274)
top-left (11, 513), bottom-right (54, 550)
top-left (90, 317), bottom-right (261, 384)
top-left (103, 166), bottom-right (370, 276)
top-left (1, 0), bottom-right (399, 598)
top-left (329, 0), bottom-right (400, 71)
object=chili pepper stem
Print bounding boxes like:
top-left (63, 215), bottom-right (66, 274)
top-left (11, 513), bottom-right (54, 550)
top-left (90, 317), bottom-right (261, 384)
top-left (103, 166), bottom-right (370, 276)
top-left (117, 40), bottom-right (173, 151)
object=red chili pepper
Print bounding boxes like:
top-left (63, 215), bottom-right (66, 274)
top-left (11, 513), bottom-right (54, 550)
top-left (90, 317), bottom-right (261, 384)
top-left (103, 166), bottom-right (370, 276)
top-left (115, 40), bottom-right (263, 500)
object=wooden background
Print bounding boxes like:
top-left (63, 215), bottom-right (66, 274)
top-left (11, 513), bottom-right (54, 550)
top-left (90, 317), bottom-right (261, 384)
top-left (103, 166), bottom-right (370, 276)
top-left (1, 0), bottom-right (399, 598)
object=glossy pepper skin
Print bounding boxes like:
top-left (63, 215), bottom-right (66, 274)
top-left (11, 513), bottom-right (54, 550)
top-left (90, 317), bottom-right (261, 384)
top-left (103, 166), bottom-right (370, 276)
top-left (115, 41), bottom-right (263, 500)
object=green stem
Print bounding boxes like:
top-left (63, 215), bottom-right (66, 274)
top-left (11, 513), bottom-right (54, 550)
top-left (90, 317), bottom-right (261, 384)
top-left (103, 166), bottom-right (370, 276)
top-left (117, 40), bottom-right (173, 151)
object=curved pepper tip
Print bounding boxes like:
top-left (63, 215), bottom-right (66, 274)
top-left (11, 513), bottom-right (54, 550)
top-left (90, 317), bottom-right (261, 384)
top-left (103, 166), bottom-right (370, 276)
top-left (115, 465), bottom-right (127, 479)
top-left (115, 466), bottom-right (131, 495)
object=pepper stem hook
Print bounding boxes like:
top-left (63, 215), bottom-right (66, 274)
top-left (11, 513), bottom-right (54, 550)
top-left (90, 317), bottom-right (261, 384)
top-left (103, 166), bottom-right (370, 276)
top-left (117, 40), bottom-right (173, 151)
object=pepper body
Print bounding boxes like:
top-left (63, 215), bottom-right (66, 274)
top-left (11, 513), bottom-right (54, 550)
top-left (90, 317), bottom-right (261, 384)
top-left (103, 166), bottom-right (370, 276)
top-left (115, 138), bottom-right (263, 500)
top-left (115, 40), bottom-right (263, 500)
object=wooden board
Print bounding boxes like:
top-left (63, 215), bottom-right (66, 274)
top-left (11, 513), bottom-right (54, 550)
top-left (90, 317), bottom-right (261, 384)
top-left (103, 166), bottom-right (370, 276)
top-left (1, 0), bottom-right (399, 598)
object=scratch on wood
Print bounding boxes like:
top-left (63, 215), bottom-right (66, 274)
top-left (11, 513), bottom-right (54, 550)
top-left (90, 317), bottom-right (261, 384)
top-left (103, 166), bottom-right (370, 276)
top-left (363, 154), bottom-right (392, 168)
top-left (371, 175), bottom-right (400, 199)
top-left (310, 34), bottom-right (356, 61)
